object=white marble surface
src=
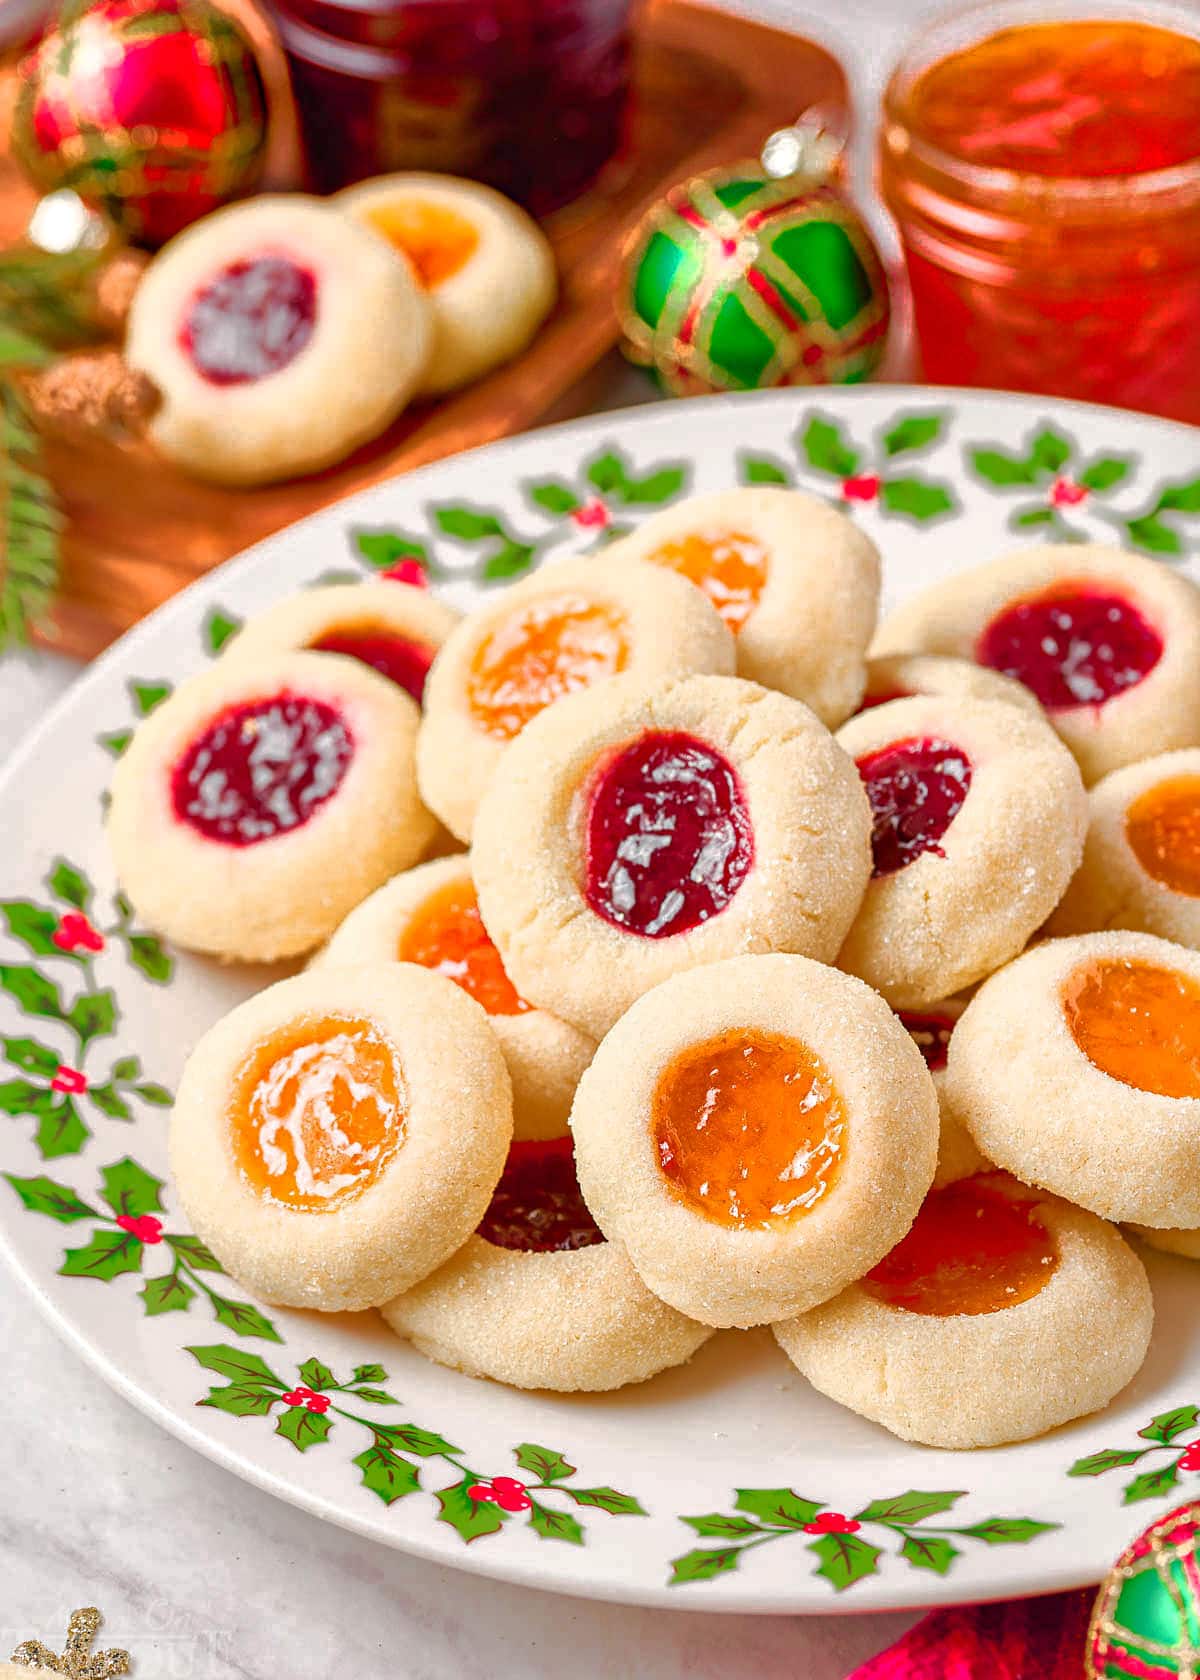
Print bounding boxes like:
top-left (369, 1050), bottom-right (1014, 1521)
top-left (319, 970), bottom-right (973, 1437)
top-left (0, 0), bottom-right (951, 1669)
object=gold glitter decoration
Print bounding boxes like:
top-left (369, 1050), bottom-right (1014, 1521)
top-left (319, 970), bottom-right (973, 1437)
top-left (11, 1608), bottom-right (130, 1677)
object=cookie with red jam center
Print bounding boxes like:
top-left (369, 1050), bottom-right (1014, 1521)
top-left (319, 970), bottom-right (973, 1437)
top-left (170, 964), bottom-right (512, 1311)
top-left (773, 1172), bottom-right (1152, 1448)
top-left (569, 954), bottom-right (938, 1327)
top-left (873, 544), bottom-right (1200, 783)
top-left (836, 694), bottom-right (1087, 1009)
top-left (108, 650), bottom-right (434, 961)
top-left (858, 653), bottom-right (1041, 717)
top-left (318, 856), bottom-right (595, 1141)
top-left (382, 1133), bottom-right (712, 1391)
top-left (602, 487), bottom-right (881, 723)
top-left (125, 195), bottom-right (430, 486)
top-left (472, 672), bottom-right (873, 1039)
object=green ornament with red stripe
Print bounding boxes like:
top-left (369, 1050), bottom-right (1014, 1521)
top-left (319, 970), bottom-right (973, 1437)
top-left (1087, 1499), bottom-right (1200, 1678)
top-left (620, 165), bottom-right (891, 396)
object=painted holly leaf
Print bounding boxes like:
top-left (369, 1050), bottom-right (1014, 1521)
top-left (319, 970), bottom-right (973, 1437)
top-left (0, 1077), bottom-right (47, 1114)
top-left (203, 607), bottom-right (242, 655)
top-left (1139, 1406), bottom-right (1200, 1444)
top-left (1126, 514), bottom-right (1182, 555)
top-left (482, 541), bottom-right (537, 581)
top-left (900, 1534), bottom-right (959, 1576)
top-left (854, 1490), bottom-right (966, 1526)
top-left (622, 466), bottom-right (686, 506)
top-left (87, 1084), bottom-right (131, 1120)
top-left (4, 1172), bottom-right (97, 1222)
top-left (566, 1486), bottom-right (646, 1516)
top-left (669, 1546), bottom-right (742, 1584)
top-left (201, 1383), bottom-right (278, 1418)
top-left (1079, 456), bottom-right (1132, 492)
top-left (354, 530), bottom-right (429, 569)
top-left (376, 1422), bottom-right (459, 1458)
top-left (1159, 477), bottom-right (1200, 513)
top-left (1013, 508), bottom-right (1056, 529)
top-left (210, 1293), bottom-right (282, 1343)
top-left (60, 1227), bottom-right (143, 1280)
top-left (66, 988), bottom-right (116, 1049)
top-left (957, 1517), bottom-right (1058, 1543)
top-left (140, 1272), bottom-right (195, 1316)
top-left (734, 1488), bottom-right (822, 1529)
top-left (349, 1386), bottom-right (397, 1406)
top-left (111, 1054), bottom-right (140, 1082)
top-left (99, 1157), bottom-right (163, 1220)
top-left (2, 902), bottom-right (71, 959)
top-left (126, 934), bottom-right (172, 985)
top-left (1123, 1463), bottom-right (1181, 1505)
top-left (36, 1097), bottom-right (87, 1159)
top-left (528, 1501), bottom-right (584, 1545)
top-left (352, 1363), bottom-right (388, 1385)
top-left (354, 1445), bottom-right (419, 1505)
top-left (298, 1357), bottom-right (335, 1393)
top-left (188, 1344), bottom-right (282, 1385)
top-left (131, 680), bottom-right (171, 716)
top-left (586, 451), bottom-right (626, 494)
top-left (4, 1035), bottom-right (59, 1076)
top-left (276, 1405), bottom-right (333, 1452)
top-left (800, 416), bottom-right (859, 478)
top-left (436, 1476), bottom-right (504, 1542)
top-left (166, 1234), bottom-right (223, 1272)
top-left (809, 1532), bottom-right (882, 1592)
top-left (682, 1514), bottom-right (761, 1540)
top-left (527, 480), bottom-right (581, 515)
top-left (970, 447), bottom-right (1037, 487)
top-left (1030, 428), bottom-right (1071, 473)
top-left (881, 478), bottom-right (955, 521)
top-left (1068, 1447), bottom-right (1147, 1477)
top-left (515, 1443), bottom-right (575, 1484)
top-left (740, 453), bottom-right (792, 486)
top-left (133, 1082), bottom-right (172, 1106)
top-left (435, 506), bottom-right (503, 541)
top-left (882, 414), bottom-right (944, 456)
top-left (0, 963), bottom-right (64, 1021)
top-left (99, 729), bottom-right (132, 758)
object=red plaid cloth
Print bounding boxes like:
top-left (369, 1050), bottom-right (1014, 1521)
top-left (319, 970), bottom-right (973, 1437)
top-left (848, 1589), bottom-right (1094, 1679)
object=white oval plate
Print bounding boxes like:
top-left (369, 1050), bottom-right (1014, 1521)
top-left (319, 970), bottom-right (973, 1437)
top-left (3, 388), bottom-right (1200, 1614)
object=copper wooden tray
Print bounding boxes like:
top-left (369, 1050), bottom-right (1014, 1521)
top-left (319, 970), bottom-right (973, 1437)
top-left (1, 0), bottom-right (846, 659)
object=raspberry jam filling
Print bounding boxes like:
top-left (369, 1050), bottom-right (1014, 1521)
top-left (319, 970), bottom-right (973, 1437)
top-left (857, 736), bottom-right (972, 877)
top-left (1063, 958), bottom-right (1200, 1098)
top-left (1125, 775), bottom-right (1200, 898)
top-left (364, 200), bottom-right (480, 288)
top-left (229, 1015), bottom-right (405, 1212)
top-left (862, 1174), bottom-right (1058, 1316)
top-left (310, 627), bottom-right (434, 704)
top-left (648, 529), bottom-right (768, 633)
top-left (856, 687), bottom-right (908, 713)
top-left (181, 255), bottom-right (317, 386)
top-left (899, 1010), bottom-right (957, 1073)
top-left (397, 878), bottom-right (530, 1016)
top-left (976, 585), bottom-right (1163, 710)
top-left (584, 730), bottom-right (754, 938)
top-left (171, 695), bottom-right (352, 846)
top-left (467, 593), bottom-right (629, 741)
top-left (476, 1136), bottom-right (604, 1252)
top-left (651, 1029), bottom-right (845, 1228)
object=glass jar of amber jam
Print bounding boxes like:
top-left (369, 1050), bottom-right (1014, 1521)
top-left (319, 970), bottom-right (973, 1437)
top-left (266, 0), bottom-right (633, 211)
top-left (879, 1), bottom-right (1200, 421)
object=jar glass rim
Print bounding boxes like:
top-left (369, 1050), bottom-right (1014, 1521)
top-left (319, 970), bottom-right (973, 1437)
top-left (882, 0), bottom-right (1200, 207)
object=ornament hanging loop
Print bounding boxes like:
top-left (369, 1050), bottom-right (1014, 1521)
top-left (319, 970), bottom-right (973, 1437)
top-left (761, 107), bottom-right (848, 186)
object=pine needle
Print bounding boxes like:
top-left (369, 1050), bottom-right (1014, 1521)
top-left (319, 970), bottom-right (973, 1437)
top-left (0, 376), bottom-right (62, 650)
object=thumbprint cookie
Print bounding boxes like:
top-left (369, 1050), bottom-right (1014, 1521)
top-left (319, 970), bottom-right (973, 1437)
top-left (472, 673), bottom-right (872, 1038)
top-left (873, 544), bottom-right (1200, 784)
top-left (946, 931), bottom-right (1200, 1226)
top-left (338, 173), bottom-right (556, 396)
top-left (319, 857), bottom-right (594, 1140)
top-left (170, 964), bottom-right (512, 1311)
top-left (603, 487), bottom-right (880, 723)
top-left (108, 651), bottom-right (434, 962)
top-left (773, 1172), bottom-right (1152, 1448)
top-left (835, 694), bottom-right (1087, 1008)
top-left (569, 954), bottom-right (938, 1328)
top-left (382, 1135), bottom-right (712, 1390)
top-left (899, 1001), bottom-right (989, 1186)
top-left (224, 582), bottom-right (460, 707)
top-left (417, 556), bottom-right (735, 841)
top-left (859, 653), bottom-right (1041, 716)
top-left (1051, 750), bottom-right (1200, 948)
top-left (125, 196), bottom-right (430, 485)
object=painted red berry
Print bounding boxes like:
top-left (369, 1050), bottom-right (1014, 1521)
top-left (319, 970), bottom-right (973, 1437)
top-left (1050, 476), bottom-right (1088, 508)
top-left (572, 497), bottom-right (611, 531)
top-left (305, 1394), bottom-right (331, 1414)
top-left (490, 1476), bottom-right (532, 1512)
top-left (381, 558), bottom-right (428, 587)
top-left (466, 1482), bottom-right (499, 1504)
top-left (282, 1386), bottom-right (316, 1406)
top-left (803, 1511), bottom-right (861, 1535)
top-left (52, 912), bottom-right (105, 953)
top-left (50, 1064), bottom-right (88, 1094)
top-left (116, 1213), bottom-right (163, 1244)
top-left (841, 474), bottom-right (881, 503)
top-left (1179, 1443), bottom-right (1200, 1471)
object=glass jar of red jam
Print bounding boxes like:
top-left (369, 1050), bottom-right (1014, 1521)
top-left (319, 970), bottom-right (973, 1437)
top-left (879, 1), bottom-right (1200, 422)
top-left (266, 0), bottom-right (632, 212)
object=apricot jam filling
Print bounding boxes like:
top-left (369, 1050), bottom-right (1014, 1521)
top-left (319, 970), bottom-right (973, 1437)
top-left (364, 200), bottom-right (480, 288)
top-left (1063, 959), bottom-right (1200, 1098)
top-left (647, 529), bottom-right (768, 633)
top-left (976, 586), bottom-right (1163, 711)
top-left (857, 737), bottom-right (972, 877)
top-left (1125, 775), bottom-right (1200, 898)
top-left (229, 1015), bottom-right (406, 1212)
top-left (863, 1174), bottom-right (1058, 1317)
top-left (651, 1029), bottom-right (845, 1227)
top-left (584, 730), bottom-right (754, 938)
top-left (171, 694), bottom-right (352, 846)
top-left (397, 878), bottom-right (530, 1016)
top-left (476, 1136), bottom-right (603, 1252)
top-left (466, 593), bottom-right (629, 741)
top-left (310, 625), bottom-right (434, 704)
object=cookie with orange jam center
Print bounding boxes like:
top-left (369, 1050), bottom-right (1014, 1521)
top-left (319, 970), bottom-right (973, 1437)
top-left (398, 877), bottom-right (530, 1016)
top-left (170, 963), bottom-right (512, 1312)
top-left (1063, 959), bottom-right (1200, 1099)
top-left (647, 530), bottom-right (767, 633)
top-left (466, 593), bottom-right (630, 741)
top-left (363, 199), bottom-right (480, 287)
top-left (1126, 776), bottom-right (1200, 896)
